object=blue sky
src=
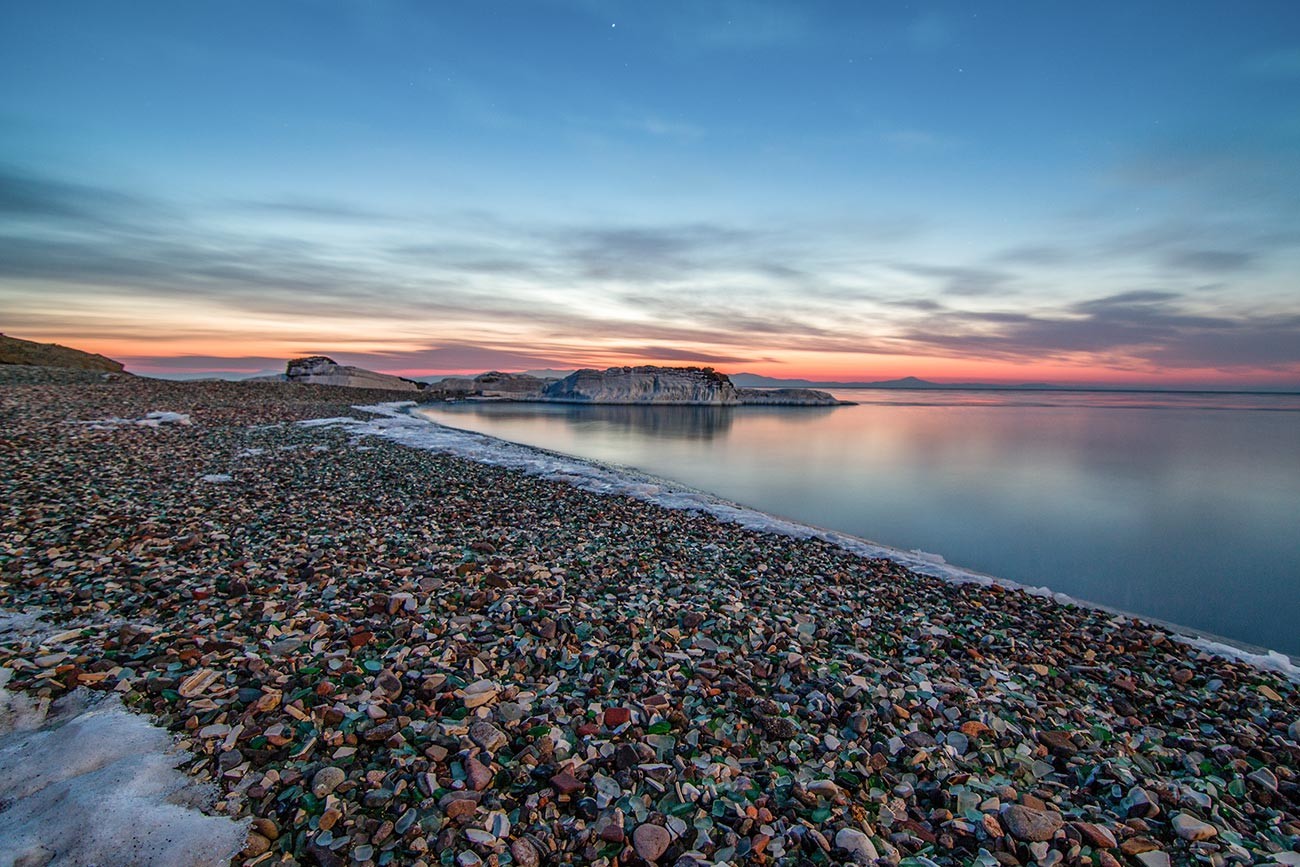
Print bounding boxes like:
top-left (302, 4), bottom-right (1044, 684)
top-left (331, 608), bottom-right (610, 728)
top-left (2, 1), bottom-right (1299, 383)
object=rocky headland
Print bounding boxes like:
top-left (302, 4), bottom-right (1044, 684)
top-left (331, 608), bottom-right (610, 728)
top-left (0, 333), bottom-right (125, 373)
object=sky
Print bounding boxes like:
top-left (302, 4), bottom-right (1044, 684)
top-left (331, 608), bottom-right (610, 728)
top-left (1, 1), bottom-right (1299, 386)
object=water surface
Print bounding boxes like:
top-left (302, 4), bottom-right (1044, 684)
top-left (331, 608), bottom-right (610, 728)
top-left (415, 389), bottom-right (1300, 655)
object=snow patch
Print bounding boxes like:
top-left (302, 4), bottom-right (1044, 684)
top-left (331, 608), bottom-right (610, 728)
top-left (0, 614), bottom-right (249, 867)
top-left (300, 402), bottom-right (1299, 682)
top-left (69, 411), bottom-right (192, 430)
top-left (297, 415), bottom-right (362, 427)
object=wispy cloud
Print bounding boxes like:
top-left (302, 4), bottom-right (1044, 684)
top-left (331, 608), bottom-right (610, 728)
top-left (904, 291), bottom-right (1300, 371)
top-left (4, 163), bottom-right (1299, 379)
top-left (892, 263), bottom-right (1014, 296)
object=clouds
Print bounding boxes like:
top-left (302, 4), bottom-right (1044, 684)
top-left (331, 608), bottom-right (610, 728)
top-left (905, 291), bottom-right (1300, 372)
top-left (3, 160), bottom-right (1299, 381)
top-left (892, 263), bottom-right (1014, 297)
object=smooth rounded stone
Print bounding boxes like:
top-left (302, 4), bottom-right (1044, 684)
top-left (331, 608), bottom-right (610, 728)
top-left (462, 679), bottom-right (499, 708)
top-left (1001, 804), bottom-right (1064, 842)
top-left (511, 839), bottom-right (541, 867)
top-left (311, 765), bottom-right (346, 797)
top-left (1073, 822), bottom-right (1117, 849)
top-left (242, 832), bottom-right (272, 857)
top-left (466, 756), bottom-right (493, 792)
top-left (634, 823), bottom-right (673, 862)
top-left (946, 731), bottom-right (969, 755)
top-left (469, 720), bottom-right (508, 752)
top-left (363, 788), bottom-right (393, 808)
top-left (1127, 787), bottom-right (1160, 818)
top-left (1172, 813), bottom-right (1218, 842)
top-left (497, 701), bottom-right (528, 723)
top-left (834, 828), bottom-right (879, 864)
top-left (485, 810), bottom-right (510, 838)
top-left (250, 818), bottom-right (279, 840)
top-left (1247, 767), bottom-right (1278, 791)
top-left (806, 779), bottom-right (842, 800)
top-left (445, 797), bottom-right (479, 820)
top-left (394, 809), bottom-right (418, 835)
top-left (1038, 730), bottom-right (1078, 756)
top-left (1289, 720), bottom-right (1300, 741)
top-left (1135, 852), bottom-right (1171, 867)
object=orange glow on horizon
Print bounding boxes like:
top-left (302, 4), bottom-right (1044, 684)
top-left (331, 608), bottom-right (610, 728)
top-left (15, 327), bottom-right (1299, 390)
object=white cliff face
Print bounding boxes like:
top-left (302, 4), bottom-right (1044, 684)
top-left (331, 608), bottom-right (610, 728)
top-left (285, 357), bottom-right (420, 392)
top-left (542, 366), bottom-right (743, 405)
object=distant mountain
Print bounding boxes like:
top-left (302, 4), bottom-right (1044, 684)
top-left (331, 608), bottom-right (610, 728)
top-left (731, 374), bottom-right (1300, 393)
top-left (731, 373), bottom-right (1072, 390)
top-left (0, 333), bottom-right (124, 373)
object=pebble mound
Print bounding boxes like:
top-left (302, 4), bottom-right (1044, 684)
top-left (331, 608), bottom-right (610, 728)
top-left (1, 369), bottom-right (1297, 867)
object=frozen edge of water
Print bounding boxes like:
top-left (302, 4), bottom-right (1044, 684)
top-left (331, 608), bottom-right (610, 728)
top-left (301, 401), bottom-right (1300, 683)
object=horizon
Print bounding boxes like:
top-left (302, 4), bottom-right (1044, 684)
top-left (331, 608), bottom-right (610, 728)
top-left (3, 2), bottom-right (1299, 387)
top-left (55, 344), bottom-right (1298, 392)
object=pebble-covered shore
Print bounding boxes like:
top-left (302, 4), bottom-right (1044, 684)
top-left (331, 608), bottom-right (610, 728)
top-left (1, 368), bottom-right (1297, 867)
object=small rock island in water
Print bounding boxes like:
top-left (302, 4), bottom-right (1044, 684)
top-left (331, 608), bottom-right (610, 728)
top-left (281, 357), bottom-right (849, 406)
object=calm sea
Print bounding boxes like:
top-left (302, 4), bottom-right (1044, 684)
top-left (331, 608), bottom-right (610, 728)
top-left (415, 389), bottom-right (1300, 656)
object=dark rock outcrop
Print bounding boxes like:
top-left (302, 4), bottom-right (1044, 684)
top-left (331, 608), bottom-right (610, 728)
top-left (0, 334), bottom-right (124, 373)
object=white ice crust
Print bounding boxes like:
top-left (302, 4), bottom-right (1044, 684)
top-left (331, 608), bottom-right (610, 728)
top-left (68, 410), bottom-right (193, 429)
top-left (0, 616), bottom-right (249, 867)
top-left (295, 402), bottom-right (1300, 682)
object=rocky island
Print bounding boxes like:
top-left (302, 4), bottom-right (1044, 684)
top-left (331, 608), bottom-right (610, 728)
top-left (432, 365), bottom-right (849, 406)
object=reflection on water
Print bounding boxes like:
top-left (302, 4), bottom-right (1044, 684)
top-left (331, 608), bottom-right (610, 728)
top-left (416, 389), bottom-right (1300, 655)
top-left (432, 403), bottom-right (741, 439)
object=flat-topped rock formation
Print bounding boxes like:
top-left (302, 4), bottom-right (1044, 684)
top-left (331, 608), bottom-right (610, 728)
top-left (538, 366), bottom-right (846, 405)
top-left (541, 365), bottom-right (743, 404)
top-left (735, 386), bottom-right (845, 406)
top-left (0, 333), bottom-right (125, 373)
top-left (284, 356), bottom-right (421, 391)
top-left (426, 365), bottom-right (847, 405)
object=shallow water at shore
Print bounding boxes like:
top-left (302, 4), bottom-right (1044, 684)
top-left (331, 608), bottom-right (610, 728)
top-left (416, 389), bottom-right (1300, 656)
